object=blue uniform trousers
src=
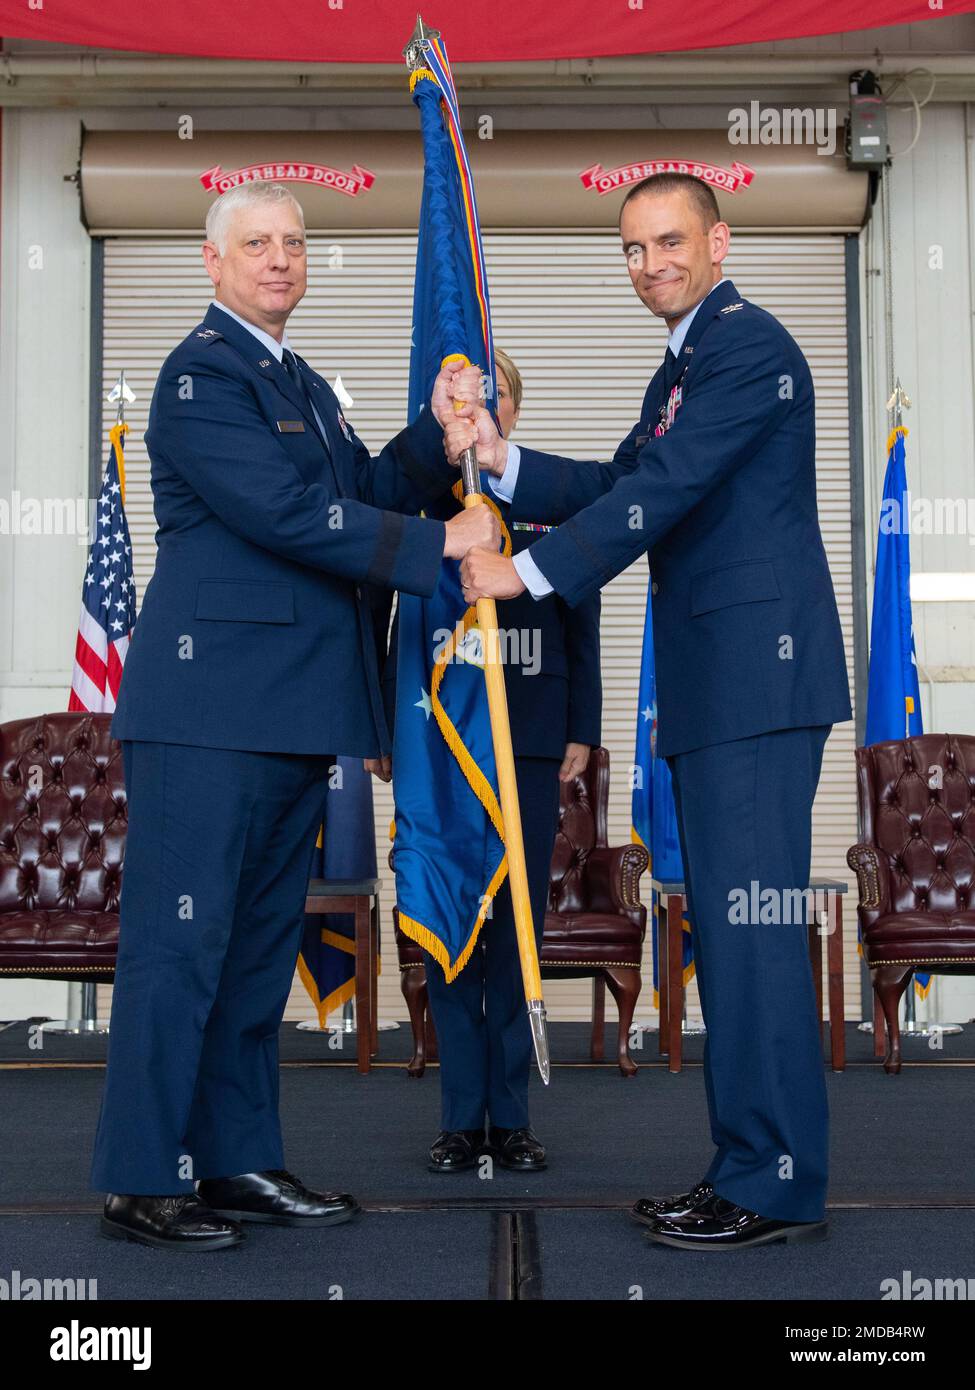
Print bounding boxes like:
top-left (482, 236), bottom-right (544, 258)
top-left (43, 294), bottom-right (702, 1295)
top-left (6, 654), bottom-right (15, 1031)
top-left (90, 740), bottom-right (333, 1194)
top-left (423, 755), bottom-right (561, 1132)
top-left (667, 724), bottom-right (831, 1222)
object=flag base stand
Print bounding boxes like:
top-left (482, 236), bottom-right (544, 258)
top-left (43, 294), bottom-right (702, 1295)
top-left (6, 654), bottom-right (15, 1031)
top-left (858, 1021), bottom-right (963, 1037)
top-left (639, 1022), bottom-right (707, 1037)
top-left (39, 1018), bottom-right (110, 1036)
top-left (296, 1020), bottom-right (400, 1034)
top-left (38, 983), bottom-right (109, 1036)
top-left (640, 1000), bottom-right (706, 1037)
top-left (901, 1020), bottom-right (963, 1038)
top-left (297, 1000), bottom-right (399, 1034)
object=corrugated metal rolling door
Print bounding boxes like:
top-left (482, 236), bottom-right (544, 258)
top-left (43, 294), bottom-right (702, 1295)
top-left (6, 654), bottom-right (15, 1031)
top-left (99, 232), bottom-right (858, 1026)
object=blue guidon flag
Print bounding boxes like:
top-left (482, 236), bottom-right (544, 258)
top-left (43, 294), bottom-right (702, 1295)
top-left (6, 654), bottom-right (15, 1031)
top-left (632, 595), bottom-right (694, 1006)
top-left (865, 426), bottom-right (924, 746)
top-left (865, 424), bottom-right (929, 996)
top-left (298, 758), bottom-right (377, 1025)
top-left (392, 23), bottom-right (509, 982)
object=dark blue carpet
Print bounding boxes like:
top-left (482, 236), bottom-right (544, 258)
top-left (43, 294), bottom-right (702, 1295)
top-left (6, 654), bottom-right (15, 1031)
top-left (0, 1210), bottom-right (491, 1301)
top-left (2, 1060), bottom-right (972, 1208)
top-left (534, 1208), bottom-right (975, 1301)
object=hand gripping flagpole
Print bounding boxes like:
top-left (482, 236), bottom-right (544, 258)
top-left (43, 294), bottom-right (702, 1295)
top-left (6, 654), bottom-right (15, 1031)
top-left (404, 17), bottom-right (550, 1084)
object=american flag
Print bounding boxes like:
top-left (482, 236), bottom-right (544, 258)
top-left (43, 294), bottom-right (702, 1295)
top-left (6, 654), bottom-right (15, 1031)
top-left (68, 423), bottom-right (137, 712)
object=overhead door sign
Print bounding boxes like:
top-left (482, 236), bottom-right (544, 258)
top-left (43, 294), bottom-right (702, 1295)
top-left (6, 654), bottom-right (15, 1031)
top-left (200, 162), bottom-right (375, 198)
top-left (579, 160), bottom-right (756, 197)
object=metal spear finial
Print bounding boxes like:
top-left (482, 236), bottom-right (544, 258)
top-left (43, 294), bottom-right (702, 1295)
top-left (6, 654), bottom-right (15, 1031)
top-left (106, 369), bottom-right (137, 426)
top-left (403, 14), bottom-right (439, 72)
top-left (885, 377), bottom-right (912, 429)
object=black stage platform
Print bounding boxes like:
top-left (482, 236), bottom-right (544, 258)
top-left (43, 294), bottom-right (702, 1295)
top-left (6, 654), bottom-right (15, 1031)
top-left (1, 1021), bottom-right (972, 1301)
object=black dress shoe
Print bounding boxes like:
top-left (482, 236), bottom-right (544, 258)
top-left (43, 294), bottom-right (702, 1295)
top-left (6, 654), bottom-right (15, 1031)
top-left (487, 1126), bottom-right (547, 1171)
top-left (429, 1129), bottom-right (486, 1172)
top-left (630, 1180), bottom-right (713, 1227)
top-left (646, 1193), bottom-right (828, 1251)
top-left (100, 1193), bottom-right (244, 1251)
top-left (195, 1170), bottom-right (359, 1226)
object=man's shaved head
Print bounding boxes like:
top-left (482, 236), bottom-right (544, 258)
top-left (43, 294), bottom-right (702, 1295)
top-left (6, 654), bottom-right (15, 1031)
top-left (619, 174), bottom-right (721, 232)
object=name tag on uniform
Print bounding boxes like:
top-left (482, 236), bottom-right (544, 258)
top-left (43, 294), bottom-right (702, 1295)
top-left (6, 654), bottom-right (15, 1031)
top-left (276, 420), bottom-right (305, 433)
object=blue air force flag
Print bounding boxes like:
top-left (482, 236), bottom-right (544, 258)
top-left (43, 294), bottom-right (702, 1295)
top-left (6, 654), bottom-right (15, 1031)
top-left (297, 758), bottom-right (377, 1025)
top-left (865, 427), bottom-right (924, 746)
top-left (865, 426), bottom-right (928, 995)
top-left (392, 31), bottom-right (507, 981)
top-left (632, 594), bottom-right (693, 1005)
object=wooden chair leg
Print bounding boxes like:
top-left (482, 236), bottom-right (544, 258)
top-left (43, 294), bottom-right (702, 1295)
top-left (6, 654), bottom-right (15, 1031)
top-left (400, 967), bottom-right (428, 1077)
top-left (658, 898), bottom-right (670, 1058)
top-left (604, 966), bottom-right (641, 1077)
top-left (370, 897), bottom-right (379, 1056)
top-left (873, 986), bottom-right (886, 1057)
top-left (354, 898), bottom-right (371, 1074)
top-left (666, 893), bottom-right (683, 1072)
top-left (826, 892), bottom-right (845, 1070)
top-left (591, 975), bottom-right (606, 1061)
top-left (874, 964), bottom-right (913, 1075)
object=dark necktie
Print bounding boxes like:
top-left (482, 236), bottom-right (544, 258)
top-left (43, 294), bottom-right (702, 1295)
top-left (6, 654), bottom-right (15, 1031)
top-left (663, 345), bottom-right (681, 393)
top-left (282, 349), bottom-right (330, 455)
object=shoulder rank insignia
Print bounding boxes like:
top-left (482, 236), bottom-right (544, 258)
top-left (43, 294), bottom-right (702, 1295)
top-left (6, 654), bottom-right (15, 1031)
top-left (196, 327), bottom-right (220, 339)
top-left (720, 302), bottom-right (744, 314)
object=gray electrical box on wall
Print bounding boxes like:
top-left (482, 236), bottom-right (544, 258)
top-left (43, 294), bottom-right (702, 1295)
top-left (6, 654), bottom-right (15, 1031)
top-left (847, 72), bottom-right (888, 170)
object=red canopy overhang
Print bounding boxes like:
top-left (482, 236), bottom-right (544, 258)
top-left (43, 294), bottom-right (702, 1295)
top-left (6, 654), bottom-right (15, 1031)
top-left (0, 2), bottom-right (970, 64)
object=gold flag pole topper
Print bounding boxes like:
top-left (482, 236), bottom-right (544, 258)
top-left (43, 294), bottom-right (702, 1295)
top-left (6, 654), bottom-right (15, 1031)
top-left (404, 16), bottom-right (551, 1084)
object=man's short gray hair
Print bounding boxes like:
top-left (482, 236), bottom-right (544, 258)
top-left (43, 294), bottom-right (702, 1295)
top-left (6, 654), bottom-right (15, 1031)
top-left (204, 181), bottom-right (306, 255)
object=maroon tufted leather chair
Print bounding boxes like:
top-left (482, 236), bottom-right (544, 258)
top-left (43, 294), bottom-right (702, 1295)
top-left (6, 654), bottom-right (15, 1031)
top-left (395, 746), bottom-right (649, 1076)
top-left (0, 713), bottom-right (125, 987)
top-left (847, 734), bottom-right (975, 1074)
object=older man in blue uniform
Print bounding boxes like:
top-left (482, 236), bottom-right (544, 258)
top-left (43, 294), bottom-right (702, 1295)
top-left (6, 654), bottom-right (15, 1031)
top-left (90, 181), bottom-right (495, 1250)
top-left (448, 173), bottom-right (852, 1251)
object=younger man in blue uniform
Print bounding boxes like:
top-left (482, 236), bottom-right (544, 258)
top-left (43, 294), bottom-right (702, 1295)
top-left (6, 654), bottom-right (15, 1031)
top-left (447, 174), bottom-right (852, 1250)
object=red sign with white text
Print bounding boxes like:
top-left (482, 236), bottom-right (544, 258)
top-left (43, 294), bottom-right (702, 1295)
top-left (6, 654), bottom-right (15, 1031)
top-left (200, 162), bottom-right (375, 198)
top-left (580, 160), bottom-right (756, 197)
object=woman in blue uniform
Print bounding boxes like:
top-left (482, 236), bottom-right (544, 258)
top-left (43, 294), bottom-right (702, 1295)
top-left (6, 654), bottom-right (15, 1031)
top-left (371, 350), bottom-right (602, 1172)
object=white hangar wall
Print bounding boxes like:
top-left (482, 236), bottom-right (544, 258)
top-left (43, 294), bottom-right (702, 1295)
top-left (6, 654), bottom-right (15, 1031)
top-left (2, 47), bottom-right (974, 1023)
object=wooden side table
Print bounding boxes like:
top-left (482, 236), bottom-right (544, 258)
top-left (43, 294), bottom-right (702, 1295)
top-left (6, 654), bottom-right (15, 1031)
top-left (655, 876), bottom-right (848, 1074)
top-left (304, 877), bottom-right (382, 1074)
